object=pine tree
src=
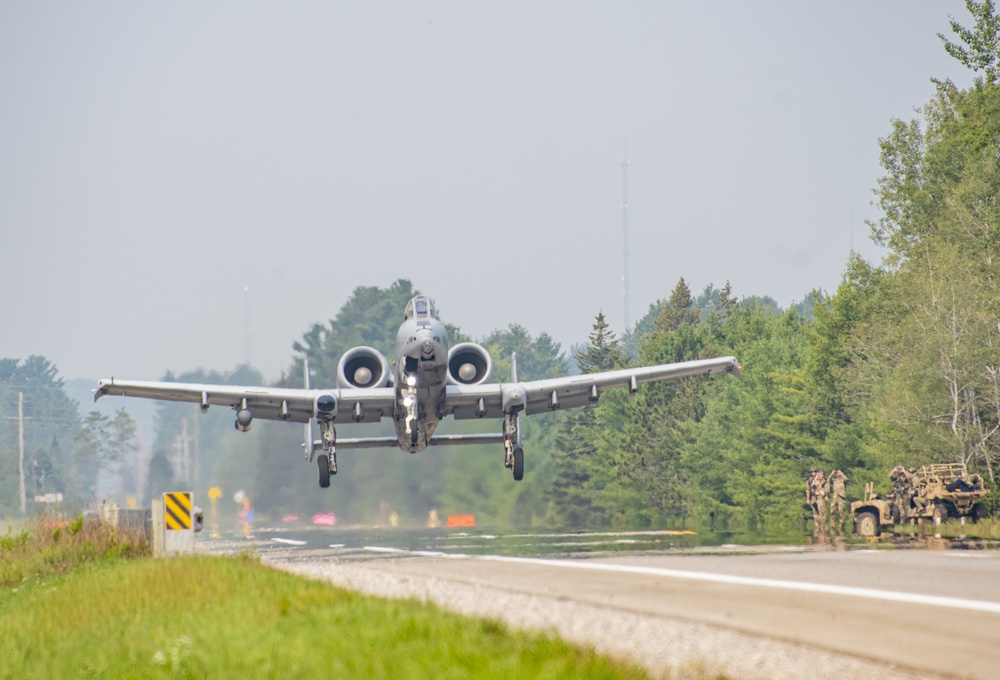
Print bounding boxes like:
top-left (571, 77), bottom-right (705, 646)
top-left (654, 278), bottom-right (699, 332)
top-left (546, 312), bottom-right (625, 528)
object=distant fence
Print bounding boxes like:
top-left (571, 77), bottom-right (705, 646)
top-left (119, 508), bottom-right (152, 541)
top-left (98, 505), bottom-right (152, 543)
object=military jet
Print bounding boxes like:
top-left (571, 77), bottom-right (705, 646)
top-left (95, 295), bottom-right (740, 488)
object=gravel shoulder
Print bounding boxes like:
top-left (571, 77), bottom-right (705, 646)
top-left (267, 556), bottom-right (939, 680)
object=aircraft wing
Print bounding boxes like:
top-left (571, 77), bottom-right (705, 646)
top-left (93, 379), bottom-right (395, 425)
top-left (446, 356), bottom-right (740, 419)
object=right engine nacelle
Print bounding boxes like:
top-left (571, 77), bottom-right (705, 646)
top-left (337, 346), bottom-right (390, 389)
top-left (447, 342), bottom-right (494, 385)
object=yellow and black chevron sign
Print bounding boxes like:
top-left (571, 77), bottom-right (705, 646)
top-left (164, 492), bottom-right (192, 531)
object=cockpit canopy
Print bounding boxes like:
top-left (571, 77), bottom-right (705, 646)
top-left (403, 295), bottom-right (435, 321)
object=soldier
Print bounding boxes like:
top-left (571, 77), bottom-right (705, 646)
top-left (889, 465), bottom-right (915, 522)
top-left (946, 469), bottom-right (975, 493)
top-left (912, 475), bottom-right (930, 516)
top-left (827, 469), bottom-right (848, 534)
top-left (807, 468), bottom-right (828, 536)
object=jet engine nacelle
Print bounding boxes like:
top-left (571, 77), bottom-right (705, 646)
top-left (337, 346), bottom-right (390, 389)
top-left (447, 342), bottom-right (494, 385)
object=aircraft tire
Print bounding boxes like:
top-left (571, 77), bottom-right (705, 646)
top-left (512, 447), bottom-right (524, 481)
top-left (318, 455), bottom-right (331, 488)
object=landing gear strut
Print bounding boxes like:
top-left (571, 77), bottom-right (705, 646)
top-left (503, 409), bottom-right (524, 481)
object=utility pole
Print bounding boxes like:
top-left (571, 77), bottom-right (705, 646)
top-left (192, 404), bottom-right (200, 492)
top-left (173, 418), bottom-right (191, 485)
top-left (621, 143), bottom-right (630, 331)
top-left (181, 418), bottom-right (190, 485)
top-left (18, 392), bottom-right (26, 515)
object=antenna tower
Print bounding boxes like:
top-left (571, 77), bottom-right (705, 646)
top-left (621, 143), bottom-right (630, 331)
top-left (243, 286), bottom-right (252, 366)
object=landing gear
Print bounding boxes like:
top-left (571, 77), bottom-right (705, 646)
top-left (317, 455), bottom-right (330, 488)
top-left (503, 409), bottom-right (525, 481)
top-left (512, 447), bottom-right (524, 481)
top-left (317, 420), bottom-right (338, 488)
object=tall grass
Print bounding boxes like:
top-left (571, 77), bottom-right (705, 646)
top-left (0, 555), bottom-right (652, 679)
top-left (0, 513), bottom-right (150, 587)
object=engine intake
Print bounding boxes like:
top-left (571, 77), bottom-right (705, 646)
top-left (447, 343), bottom-right (494, 385)
top-left (337, 346), bottom-right (390, 389)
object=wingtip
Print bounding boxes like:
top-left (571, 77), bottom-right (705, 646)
top-left (93, 378), bottom-right (111, 402)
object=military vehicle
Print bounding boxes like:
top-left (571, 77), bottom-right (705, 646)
top-left (851, 463), bottom-right (989, 537)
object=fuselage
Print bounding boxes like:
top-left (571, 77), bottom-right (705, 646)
top-left (393, 296), bottom-right (449, 452)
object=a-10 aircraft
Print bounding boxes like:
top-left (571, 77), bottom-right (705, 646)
top-left (95, 295), bottom-right (740, 488)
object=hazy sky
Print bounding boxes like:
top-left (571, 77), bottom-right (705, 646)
top-left (1, 2), bottom-right (976, 383)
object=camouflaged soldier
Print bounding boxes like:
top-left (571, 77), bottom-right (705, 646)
top-left (889, 465), bottom-right (915, 522)
top-left (807, 469), bottom-right (828, 535)
top-left (827, 469), bottom-right (848, 534)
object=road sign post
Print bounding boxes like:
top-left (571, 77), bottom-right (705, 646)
top-left (156, 491), bottom-right (195, 557)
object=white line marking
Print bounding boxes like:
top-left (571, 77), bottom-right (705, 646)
top-left (480, 555), bottom-right (1000, 615)
top-left (363, 546), bottom-right (469, 559)
top-left (271, 538), bottom-right (307, 546)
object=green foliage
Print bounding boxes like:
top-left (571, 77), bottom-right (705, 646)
top-left (654, 277), bottom-right (699, 333)
top-left (938, 0), bottom-right (1000, 85)
top-left (483, 325), bottom-right (570, 381)
top-left (682, 305), bottom-right (817, 531)
top-left (74, 408), bottom-right (137, 498)
top-left (861, 53), bottom-right (1000, 479)
top-left (547, 313), bottom-right (627, 528)
top-left (0, 515), bottom-right (149, 587)
top-left (288, 279), bottom-right (421, 387)
top-left (0, 356), bottom-right (86, 513)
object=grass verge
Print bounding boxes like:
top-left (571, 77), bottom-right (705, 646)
top-left (1, 514), bottom-right (150, 587)
top-left (1, 554), bottom-right (652, 679)
top-left (891, 517), bottom-right (1000, 540)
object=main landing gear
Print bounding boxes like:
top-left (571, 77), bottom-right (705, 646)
top-left (503, 410), bottom-right (525, 481)
top-left (317, 420), bottom-right (337, 488)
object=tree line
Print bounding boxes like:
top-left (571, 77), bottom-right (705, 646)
top-left (3, 3), bottom-right (997, 529)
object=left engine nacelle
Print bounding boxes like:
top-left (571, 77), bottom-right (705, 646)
top-left (337, 346), bottom-right (390, 389)
top-left (447, 342), bottom-right (494, 385)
